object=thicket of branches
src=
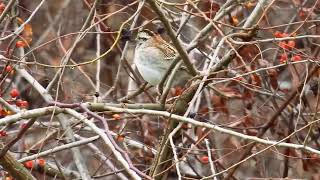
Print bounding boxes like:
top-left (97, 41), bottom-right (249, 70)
top-left (0, 0), bottom-right (319, 179)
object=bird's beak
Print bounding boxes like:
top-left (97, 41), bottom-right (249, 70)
top-left (120, 29), bottom-right (133, 42)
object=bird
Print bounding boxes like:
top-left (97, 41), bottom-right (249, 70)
top-left (134, 29), bottom-right (192, 87)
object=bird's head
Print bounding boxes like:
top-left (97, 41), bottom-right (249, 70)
top-left (135, 29), bottom-right (155, 45)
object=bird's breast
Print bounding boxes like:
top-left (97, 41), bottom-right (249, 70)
top-left (134, 47), bottom-right (169, 85)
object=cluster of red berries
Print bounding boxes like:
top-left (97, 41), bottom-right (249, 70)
top-left (278, 40), bottom-right (296, 50)
top-left (279, 54), bottom-right (302, 64)
top-left (24, 159), bottom-right (46, 169)
top-left (0, 88), bottom-right (29, 118)
top-left (274, 31), bottom-right (303, 64)
top-left (9, 88), bottom-right (29, 108)
top-left (274, 31), bottom-right (289, 38)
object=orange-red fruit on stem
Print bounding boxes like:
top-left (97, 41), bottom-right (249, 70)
top-left (24, 160), bottom-right (34, 169)
top-left (116, 134), bottom-right (125, 142)
top-left (173, 86), bottom-right (183, 96)
top-left (37, 158), bottom-right (46, 167)
top-left (182, 123), bottom-right (189, 129)
top-left (299, 10), bottom-right (306, 18)
top-left (5, 65), bottom-right (12, 72)
top-left (16, 40), bottom-right (26, 48)
top-left (278, 41), bottom-right (288, 49)
top-left (287, 40), bottom-right (296, 48)
top-left (200, 156), bottom-right (209, 164)
top-left (16, 100), bottom-right (28, 108)
top-left (274, 31), bottom-right (283, 38)
top-left (279, 53), bottom-right (288, 64)
top-left (292, 55), bottom-right (302, 62)
top-left (231, 16), bottom-right (239, 26)
top-left (112, 114), bottom-right (121, 120)
top-left (10, 88), bottom-right (19, 98)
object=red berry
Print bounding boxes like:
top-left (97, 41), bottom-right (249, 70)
top-left (112, 114), bottom-right (121, 120)
top-left (279, 53), bottom-right (288, 64)
top-left (231, 16), bottom-right (239, 26)
top-left (0, 109), bottom-right (6, 116)
top-left (16, 40), bottom-right (26, 48)
top-left (0, 3), bottom-right (5, 13)
top-left (24, 161), bottom-right (34, 169)
top-left (5, 65), bottom-right (12, 72)
top-left (274, 31), bottom-right (282, 38)
top-left (299, 10), bottom-right (306, 18)
top-left (200, 156), bottom-right (209, 164)
top-left (15, 100), bottom-right (22, 106)
top-left (287, 40), bottom-right (296, 48)
top-left (16, 100), bottom-right (28, 108)
top-left (182, 123), bottom-right (189, 129)
top-left (37, 158), bottom-right (46, 167)
top-left (292, 55), bottom-right (302, 62)
top-left (173, 87), bottom-right (183, 96)
top-left (20, 101), bottom-right (28, 107)
top-left (0, 130), bottom-right (7, 136)
top-left (116, 134), bottom-right (125, 142)
top-left (278, 41), bottom-right (288, 49)
top-left (10, 88), bottom-right (19, 98)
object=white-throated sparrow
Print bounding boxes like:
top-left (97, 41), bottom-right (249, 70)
top-left (134, 29), bottom-right (191, 86)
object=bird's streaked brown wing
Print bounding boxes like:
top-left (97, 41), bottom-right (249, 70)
top-left (154, 35), bottom-right (177, 60)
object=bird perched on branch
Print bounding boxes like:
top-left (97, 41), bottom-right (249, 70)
top-left (134, 29), bottom-right (192, 86)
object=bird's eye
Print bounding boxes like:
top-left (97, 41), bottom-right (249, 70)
top-left (138, 37), bottom-right (148, 41)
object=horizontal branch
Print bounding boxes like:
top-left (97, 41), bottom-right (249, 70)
top-left (100, 106), bottom-right (320, 155)
top-left (0, 106), bottom-right (64, 125)
top-left (3, 105), bottom-right (319, 156)
top-left (18, 136), bottom-right (100, 163)
top-left (0, 102), bottom-right (169, 126)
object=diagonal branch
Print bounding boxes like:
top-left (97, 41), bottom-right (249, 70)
top-left (145, 0), bottom-right (198, 76)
